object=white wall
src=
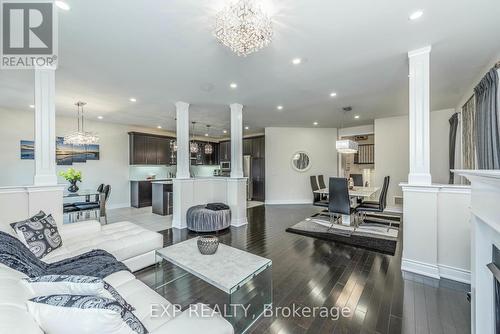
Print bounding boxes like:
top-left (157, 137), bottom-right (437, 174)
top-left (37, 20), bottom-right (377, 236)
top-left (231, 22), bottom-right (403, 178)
top-left (265, 127), bottom-right (338, 204)
top-left (374, 109), bottom-right (458, 211)
top-left (0, 109), bottom-right (182, 208)
top-left (374, 115), bottom-right (409, 211)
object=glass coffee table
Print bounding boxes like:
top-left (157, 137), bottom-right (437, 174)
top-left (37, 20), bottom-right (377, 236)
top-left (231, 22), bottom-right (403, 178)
top-left (154, 238), bottom-right (272, 334)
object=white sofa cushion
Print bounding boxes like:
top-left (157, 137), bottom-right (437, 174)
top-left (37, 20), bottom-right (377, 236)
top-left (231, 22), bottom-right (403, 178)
top-left (151, 303), bottom-right (234, 334)
top-left (43, 221), bottom-right (163, 266)
top-left (107, 271), bottom-right (181, 332)
top-left (27, 295), bottom-right (138, 334)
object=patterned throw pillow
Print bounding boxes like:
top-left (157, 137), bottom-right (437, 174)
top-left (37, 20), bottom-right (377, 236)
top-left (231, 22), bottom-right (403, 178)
top-left (23, 275), bottom-right (135, 312)
top-left (11, 213), bottom-right (62, 259)
top-left (27, 295), bottom-right (148, 334)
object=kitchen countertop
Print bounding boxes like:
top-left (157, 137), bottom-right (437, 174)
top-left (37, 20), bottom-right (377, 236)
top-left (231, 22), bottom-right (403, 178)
top-left (151, 180), bottom-right (173, 185)
top-left (129, 178), bottom-right (172, 182)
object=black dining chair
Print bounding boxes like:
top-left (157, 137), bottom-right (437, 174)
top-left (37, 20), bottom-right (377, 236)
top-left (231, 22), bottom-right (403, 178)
top-left (358, 176), bottom-right (390, 211)
top-left (326, 177), bottom-right (355, 229)
top-left (75, 185), bottom-right (111, 223)
top-left (355, 176), bottom-right (397, 230)
top-left (310, 176), bottom-right (328, 207)
top-left (317, 175), bottom-right (327, 189)
top-left (350, 174), bottom-right (363, 187)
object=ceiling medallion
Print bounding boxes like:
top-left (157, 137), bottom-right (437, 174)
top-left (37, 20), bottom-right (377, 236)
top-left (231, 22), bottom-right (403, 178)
top-left (214, 0), bottom-right (273, 57)
top-left (63, 101), bottom-right (99, 145)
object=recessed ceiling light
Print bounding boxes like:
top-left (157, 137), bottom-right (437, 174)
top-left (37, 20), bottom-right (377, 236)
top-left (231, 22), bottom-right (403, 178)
top-left (313, 122), bottom-right (318, 126)
top-left (223, 130), bottom-right (227, 134)
top-left (409, 10), bottom-right (423, 21)
top-left (292, 58), bottom-right (302, 65)
top-left (330, 92), bottom-right (337, 97)
top-left (277, 105), bottom-right (283, 110)
top-left (29, 104), bottom-right (35, 109)
top-left (97, 116), bottom-right (103, 120)
top-left (55, 1), bottom-right (70, 11)
top-left (230, 83), bottom-right (238, 89)
top-left (244, 126), bottom-right (249, 130)
top-left (157, 125), bottom-right (162, 129)
top-left (129, 97), bottom-right (137, 102)
top-left (354, 115), bottom-right (360, 119)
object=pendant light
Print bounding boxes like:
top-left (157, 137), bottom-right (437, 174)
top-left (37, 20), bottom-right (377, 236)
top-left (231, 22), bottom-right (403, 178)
top-left (190, 122), bottom-right (199, 154)
top-left (63, 101), bottom-right (99, 145)
top-left (336, 107), bottom-right (358, 154)
top-left (205, 125), bottom-right (213, 155)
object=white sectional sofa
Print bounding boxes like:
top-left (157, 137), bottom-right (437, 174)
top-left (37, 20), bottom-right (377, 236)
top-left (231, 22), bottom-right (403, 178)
top-left (0, 187), bottom-right (233, 333)
top-left (45, 220), bottom-right (162, 272)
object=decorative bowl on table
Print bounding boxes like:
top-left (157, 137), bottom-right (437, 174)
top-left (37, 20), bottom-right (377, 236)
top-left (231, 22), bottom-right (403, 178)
top-left (197, 236), bottom-right (219, 255)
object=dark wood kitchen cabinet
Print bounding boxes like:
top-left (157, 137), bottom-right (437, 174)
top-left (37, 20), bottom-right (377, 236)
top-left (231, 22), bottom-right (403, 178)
top-left (130, 181), bottom-right (153, 208)
top-left (129, 132), bottom-right (173, 165)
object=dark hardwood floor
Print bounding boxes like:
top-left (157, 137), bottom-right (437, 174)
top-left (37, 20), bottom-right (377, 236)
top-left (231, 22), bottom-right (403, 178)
top-left (136, 204), bottom-right (471, 334)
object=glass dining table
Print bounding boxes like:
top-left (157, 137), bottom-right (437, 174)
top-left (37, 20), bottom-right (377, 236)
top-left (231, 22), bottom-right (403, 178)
top-left (63, 190), bottom-right (105, 223)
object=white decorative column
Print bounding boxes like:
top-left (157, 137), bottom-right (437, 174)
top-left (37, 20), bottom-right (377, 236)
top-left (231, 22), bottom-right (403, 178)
top-left (228, 103), bottom-right (247, 227)
top-left (33, 68), bottom-right (57, 186)
top-left (175, 101), bottom-right (190, 179)
top-left (408, 46), bottom-right (432, 185)
top-left (172, 101), bottom-right (193, 229)
top-left (230, 103), bottom-right (244, 178)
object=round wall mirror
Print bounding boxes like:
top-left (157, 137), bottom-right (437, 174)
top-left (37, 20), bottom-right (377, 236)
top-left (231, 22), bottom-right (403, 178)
top-left (291, 151), bottom-right (311, 172)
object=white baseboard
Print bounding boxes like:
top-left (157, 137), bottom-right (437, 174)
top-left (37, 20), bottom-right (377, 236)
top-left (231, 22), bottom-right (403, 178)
top-left (265, 199), bottom-right (312, 205)
top-left (438, 264), bottom-right (471, 284)
top-left (231, 217), bottom-right (248, 227)
top-left (401, 258), bottom-right (440, 279)
top-left (402, 258), bottom-right (471, 284)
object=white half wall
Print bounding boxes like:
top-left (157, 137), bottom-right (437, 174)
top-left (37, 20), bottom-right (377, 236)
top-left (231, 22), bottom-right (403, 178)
top-left (265, 127), bottom-right (338, 204)
top-left (401, 184), bottom-right (471, 283)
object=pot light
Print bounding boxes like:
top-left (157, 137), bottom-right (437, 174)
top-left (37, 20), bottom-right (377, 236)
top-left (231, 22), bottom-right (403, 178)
top-left (157, 125), bottom-right (162, 129)
top-left (409, 10), bottom-right (423, 21)
top-left (223, 130), bottom-right (227, 134)
top-left (244, 126), bottom-right (249, 130)
top-left (55, 1), bottom-right (70, 11)
top-left (129, 97), bottom-right (137, 102)
top-left (330, 92), bottom-right (337, 97)
top-left (29, 104), bottom-right (35, 109)
top-left (277, 105), bottom-right (283, 110)
top-left (230, 83), bottom-right (238, 89)
top-left (354, 115), bottom-right (360, 119)
top-left (313, 122), bottom-right (318, 126)
top-left (292, 58), bottom-right (302, 65)
top-left (97, 116), bottom-right (103, 120)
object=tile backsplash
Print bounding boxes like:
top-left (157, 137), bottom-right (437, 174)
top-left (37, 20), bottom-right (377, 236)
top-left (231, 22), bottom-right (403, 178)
top-left (129, 165), bottom-right (219, 180)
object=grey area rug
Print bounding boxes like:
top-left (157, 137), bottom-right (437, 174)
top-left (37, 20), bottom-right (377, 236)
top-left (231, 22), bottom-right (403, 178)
top-left (286, 214), bottom-right (400, 255)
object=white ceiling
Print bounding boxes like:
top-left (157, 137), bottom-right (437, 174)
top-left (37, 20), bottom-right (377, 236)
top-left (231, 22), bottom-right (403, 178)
top-left (1, 0), bottom-right (499, 137)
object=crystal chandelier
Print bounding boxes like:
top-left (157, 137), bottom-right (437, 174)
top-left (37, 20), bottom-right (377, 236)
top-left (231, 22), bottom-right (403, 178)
top-left (214, 0), bottom-right (273, 57)
top-left (336, 107), bottom-right (358, 154)
top-left (190, 122), bottom-right (199, 154)
top-left (63, 101), bottom-right (99, 145)
top-left (204, 125), bottom-right (213, 155)
top-left (336, 140), bottom-right (359, 154)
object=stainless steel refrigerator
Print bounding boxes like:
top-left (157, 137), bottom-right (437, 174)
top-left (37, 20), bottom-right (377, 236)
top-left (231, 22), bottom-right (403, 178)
top-left (243, 155), bottom-right (252, 200)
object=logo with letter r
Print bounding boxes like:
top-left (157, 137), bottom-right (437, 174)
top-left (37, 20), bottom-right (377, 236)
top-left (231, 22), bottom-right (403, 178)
top-left (2, 1), bottom-right (53, 54)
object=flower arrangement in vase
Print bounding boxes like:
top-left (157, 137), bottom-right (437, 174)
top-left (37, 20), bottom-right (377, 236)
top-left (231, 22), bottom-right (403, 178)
top-left (59, 168), bottom-right (82, 193)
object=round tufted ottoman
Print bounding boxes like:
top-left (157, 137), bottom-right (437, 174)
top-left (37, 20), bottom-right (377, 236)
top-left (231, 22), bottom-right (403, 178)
top-left (186, 205), bottom-right (231, 232)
